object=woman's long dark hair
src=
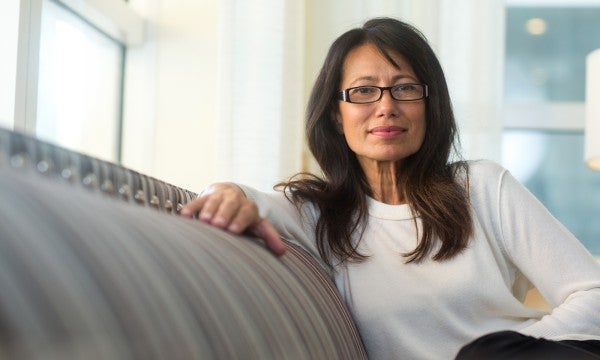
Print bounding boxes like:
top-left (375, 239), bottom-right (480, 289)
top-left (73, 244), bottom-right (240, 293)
top-left (278, 18), bottom-right (473, 265)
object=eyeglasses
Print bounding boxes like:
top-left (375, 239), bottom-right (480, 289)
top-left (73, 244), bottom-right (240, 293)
top-left (338, 83), bottom-right (428, 104)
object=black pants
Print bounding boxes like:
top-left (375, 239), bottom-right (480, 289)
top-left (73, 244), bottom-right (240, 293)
top-left (456, 331), bottom-right (600, 360)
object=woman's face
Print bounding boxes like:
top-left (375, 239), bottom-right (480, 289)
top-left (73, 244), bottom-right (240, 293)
top-left (336, 43), bottom-right (426, 171)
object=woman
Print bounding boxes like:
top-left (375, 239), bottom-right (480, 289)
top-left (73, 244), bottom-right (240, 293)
top-left (181, 18), bottom-right (600, 359)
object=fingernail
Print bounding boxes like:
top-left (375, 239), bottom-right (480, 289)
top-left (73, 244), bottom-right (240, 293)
top-left (200, 212), bottom-right (212, 221)
top-left (275, 246), bottom-right (287, 256)
top-left (213, 216), bottom-right (226, 226)
top-left (228, 223), bottom-right (240, 233)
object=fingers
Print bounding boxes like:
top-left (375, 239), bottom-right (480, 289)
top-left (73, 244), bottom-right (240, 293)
top-left (249, 219), bottom-right (287, 256)
top-left (200, 191), bottom-right (244, 228)
top-left (180, 196), bottom-right (207, 218)
top-left (180, 184), bottom-right (245, 228)
top-left (180, 184), bottom-right (286, 256)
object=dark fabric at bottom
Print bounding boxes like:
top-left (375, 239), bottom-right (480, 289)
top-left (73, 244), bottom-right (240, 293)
top-left (455, 330), bottom-right (600, 360)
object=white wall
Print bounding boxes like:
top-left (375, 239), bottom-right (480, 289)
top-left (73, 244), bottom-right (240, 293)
top-left (214, 0), bottom-right (306, 191)
top-left (122, 0), bottom-right (219, 193)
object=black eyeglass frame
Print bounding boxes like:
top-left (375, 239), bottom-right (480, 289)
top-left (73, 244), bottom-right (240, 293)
top-left (337, 83), bottom-right (429, 104)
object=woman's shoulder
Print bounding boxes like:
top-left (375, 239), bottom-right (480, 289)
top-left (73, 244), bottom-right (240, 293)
top-left (450, 158), bottom-right (504, 175)
top-left (465, 159), bottom-right (508, 178)
top-left (459, 159), bottom-right (511, 196)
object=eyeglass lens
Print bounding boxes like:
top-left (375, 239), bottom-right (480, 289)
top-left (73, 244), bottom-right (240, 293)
top-left (347, 84), bottom-right (424, 103)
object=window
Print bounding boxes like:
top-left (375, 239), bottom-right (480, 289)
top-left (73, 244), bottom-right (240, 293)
top-left (504, 5), bottom-right (600, 102)
top-left (13, 0), bottom-right (143, 162)
top-left (502, 130), bottom-right (600, 254)
top-left (502, 1), bottom-right (600, 256)
top-left (36, 0), bottom-right (124, 162)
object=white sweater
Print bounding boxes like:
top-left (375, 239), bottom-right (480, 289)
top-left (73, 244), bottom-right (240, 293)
top-left (241, 160), bottom-right (600, 359)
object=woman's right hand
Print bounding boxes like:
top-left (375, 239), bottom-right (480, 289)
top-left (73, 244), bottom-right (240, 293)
top-left (180, 183), bottom-right (286, 256)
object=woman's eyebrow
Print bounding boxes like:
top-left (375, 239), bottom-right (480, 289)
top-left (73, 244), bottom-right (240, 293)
top-left (348, 74), bottom-right (415, 87)
top-left (348, 76), bottom-right (377, 87)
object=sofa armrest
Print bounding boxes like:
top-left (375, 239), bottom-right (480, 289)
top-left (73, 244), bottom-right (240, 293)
top-left (0, 128), bottom-right (367, 359)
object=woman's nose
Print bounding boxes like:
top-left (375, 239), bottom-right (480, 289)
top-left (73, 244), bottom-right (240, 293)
top-left (376, 89), bottom-right (399, 116)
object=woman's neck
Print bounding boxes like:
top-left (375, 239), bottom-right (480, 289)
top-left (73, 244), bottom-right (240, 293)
top-left (361, 161), bottom-right (405, 205)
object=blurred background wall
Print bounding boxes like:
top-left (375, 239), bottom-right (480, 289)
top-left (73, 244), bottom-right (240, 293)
top-left (1, 0), bottom-right (599, 255)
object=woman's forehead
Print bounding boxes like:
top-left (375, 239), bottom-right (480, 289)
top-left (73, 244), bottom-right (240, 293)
top-left (341, 43), bottom-right (416, 83)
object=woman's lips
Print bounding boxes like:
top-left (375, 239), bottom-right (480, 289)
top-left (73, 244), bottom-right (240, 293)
top-left (369, 126), bottom-right (407, 138)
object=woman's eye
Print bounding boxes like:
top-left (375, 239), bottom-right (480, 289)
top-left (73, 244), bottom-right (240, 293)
top-left (395, 84), bottom-right (416, 91)
top-left (352, 87), bottom-right (377, 94)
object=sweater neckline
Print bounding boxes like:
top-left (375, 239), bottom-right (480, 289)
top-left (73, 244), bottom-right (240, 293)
top-left (366, 196), bottom-right (416, 220)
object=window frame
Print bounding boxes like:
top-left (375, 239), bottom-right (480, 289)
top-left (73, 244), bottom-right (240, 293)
top-left (503, 102), bottom-right (584, 131)
top-left (13, 0), bottom-right (143, 148)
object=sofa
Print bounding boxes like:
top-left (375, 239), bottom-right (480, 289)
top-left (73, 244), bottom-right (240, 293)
top-left (0, 127), bottom-right (367, 359)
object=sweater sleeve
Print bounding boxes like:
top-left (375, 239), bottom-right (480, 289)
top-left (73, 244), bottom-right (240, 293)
top-left (495, 166), bottom-right (600, 340)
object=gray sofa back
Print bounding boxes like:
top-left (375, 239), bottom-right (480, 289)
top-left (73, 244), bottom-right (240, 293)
top-left (0, 128), bottom-right (367, 359)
